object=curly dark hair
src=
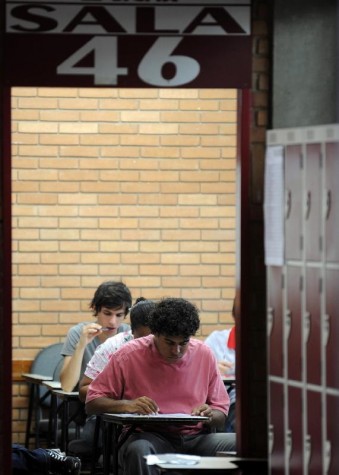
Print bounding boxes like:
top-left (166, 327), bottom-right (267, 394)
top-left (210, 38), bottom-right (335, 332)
top-left (148, 298), bottom-right (200, 338)
top-left (130, 297), bottom-right (156, 332)
top-left (89, 281), bottom-right (132, 316)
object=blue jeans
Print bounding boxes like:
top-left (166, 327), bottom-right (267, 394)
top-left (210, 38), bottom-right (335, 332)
top-left (12, 444), bottom-right (49, 474)
top-left (119, 431), bottom-right (236, 475)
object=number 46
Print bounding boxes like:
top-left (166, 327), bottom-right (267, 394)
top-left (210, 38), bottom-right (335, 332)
top-left (57, 36), bottom-right (200, 86)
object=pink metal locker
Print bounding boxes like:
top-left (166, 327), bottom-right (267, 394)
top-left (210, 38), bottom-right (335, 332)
top-left (267, 266), bottom-right (284, 377)
top-left (305, 144), bottom-right (322, 262)
top-left (269, 381), bottom-right (285, 475)
top-left (287, 266), bottom-right (302, 381)
top-left (307, 390), bottom-right (323, 474)
top-left (325, 142), bottom-right (339, 263)
top-left (305, 267), bottom-right (321, 386)
top-left (327, 394), bottom-right (339, 474)
top-left (288, 386), bottom-right (303, 474)
top-left (325, 269), bottom-right (339, 389)
top-left (285, 144), bottom-right (303, 261)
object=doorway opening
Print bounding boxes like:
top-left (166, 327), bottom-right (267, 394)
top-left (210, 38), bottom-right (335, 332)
top-left (11, 86), bottom-right (239, 443)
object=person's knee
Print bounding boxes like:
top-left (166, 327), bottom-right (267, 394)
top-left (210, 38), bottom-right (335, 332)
top-left (119, 437), bottom-right (155, 474)
top-left (123, 437), bottom-right (154, 459)
top-left (220, 433), bottom-right (236, 452)
top-left (207, 432), bottom-right (236, 453)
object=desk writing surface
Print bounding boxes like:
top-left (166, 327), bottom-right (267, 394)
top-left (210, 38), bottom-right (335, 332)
top-left (146, 455), bottom-right (241, 471)
top-left (52, 389), bottom-right (79, 399)
top-left (42, 380), bottom-right (62, 390)
top-left (102, 413), bottom-right (209, 424)
top-left (101, 414), bottom-right (209, 475)
top-left (22, 373), bottom-right (53, 382)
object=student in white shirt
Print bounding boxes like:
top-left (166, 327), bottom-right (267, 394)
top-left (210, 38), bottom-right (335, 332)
top-left (204, 297), bottom-right (236, 432)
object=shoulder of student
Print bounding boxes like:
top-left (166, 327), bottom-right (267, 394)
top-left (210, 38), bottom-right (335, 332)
top-left (204, 329), bottom-right (230, 343)
top-left (100, 330), bottom-right (133, 352)
top-left (109, 334), bottom-right (152, 359)
top-left (190, 337), bottom-right (215, 354)
top-left (61, 322), bottom-right (93, 356)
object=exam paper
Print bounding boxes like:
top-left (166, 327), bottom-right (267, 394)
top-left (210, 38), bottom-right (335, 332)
top-left (145, 454), bottom-right (201, 465)
top-left (111, 413), bottom-right (208, 419)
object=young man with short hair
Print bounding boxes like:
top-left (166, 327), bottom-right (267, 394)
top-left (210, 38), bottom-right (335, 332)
top-left (86, 297), bottom-right (236, 475)
top-left (60, 281), bottom-right (132, 392)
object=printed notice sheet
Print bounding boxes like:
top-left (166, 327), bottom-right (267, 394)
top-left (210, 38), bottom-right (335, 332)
top-left (264, 145), bottom-right (285, 266)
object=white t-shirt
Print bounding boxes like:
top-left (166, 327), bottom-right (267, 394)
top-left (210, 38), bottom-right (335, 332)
top-left (84, 330), bottom-right (133, 379)
top-left (204, 329), bottom-right (236, 373)
top-left (204, 329), bottom-right (236, 404)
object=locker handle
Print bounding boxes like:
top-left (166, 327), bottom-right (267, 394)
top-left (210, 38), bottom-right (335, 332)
top-left (305, 191), bottom-right (311, 220)
top-left (285, 309), bottom-right (291, 340)
top-left (325, 440), bottom-right (331, 474)
top-left (323, 314), bottom-right (330, 347)
top-left (286, 429), bottom-right (292, 460)
top-left (305, 434), bottom-right (311, 469)
top-left (285, 189), bottom-right (292, 219)
top-left (267, 307), bottom-right (274, 336)
top-left (325, 190), bottom-right (331, 220)
top-left (268, 425), bottom-right (274, 454)
top-left (304, 312), bottom-right (311, 343)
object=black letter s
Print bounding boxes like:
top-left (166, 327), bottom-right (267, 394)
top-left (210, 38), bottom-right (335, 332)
top-left (10, 5), bottom-right (57, 32)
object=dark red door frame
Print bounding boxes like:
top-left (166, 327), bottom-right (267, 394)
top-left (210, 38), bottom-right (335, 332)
top-left (1, 85), bottom-right (12, 470)
top-left (236, 88), bottom-right (251, 455)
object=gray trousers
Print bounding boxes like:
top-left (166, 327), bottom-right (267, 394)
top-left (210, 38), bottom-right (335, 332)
top-left (118, 431), bottom-right (236, 475)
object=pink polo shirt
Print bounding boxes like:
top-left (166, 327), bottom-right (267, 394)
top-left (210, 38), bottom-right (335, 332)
top-left (86, 334), bottom-right (229, 435)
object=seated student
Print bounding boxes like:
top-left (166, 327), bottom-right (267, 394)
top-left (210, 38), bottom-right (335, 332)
top-left (86, 297), bottom-right (236, 475)
top-left (60, 280), bottom-right (132, 393)
top-left (78, 297), bottom-right (155, 403)
top-left (204, 297), bottom-right (236, 432)
top-left (12, 444), bottom-right (81, 475)
top-left (59, 281), bottom-right (132, 448)
top-left (77, 297), bottom-right (155, 450)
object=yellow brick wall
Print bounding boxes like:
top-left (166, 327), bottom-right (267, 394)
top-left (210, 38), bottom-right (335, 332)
top-left (11, 87), bottom-right (237, 443)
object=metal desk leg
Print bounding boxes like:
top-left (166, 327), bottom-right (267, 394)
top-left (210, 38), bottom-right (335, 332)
top-left (34, 384), bottom-right (41, 448)
top-left (103, 420), bottom-right (113, 475)
top-left (25, 383), bottom-right (35, 448)
top-left (112, 424), bottom-right (119, 475)
top-left (64, 400), bottom-right (70, 453)
top-left (57, 401), bottom-right (66, 453)
top-left (48, 393), bottom-right (58, 448)
top-left (90, 415), bottom-right (102, 475)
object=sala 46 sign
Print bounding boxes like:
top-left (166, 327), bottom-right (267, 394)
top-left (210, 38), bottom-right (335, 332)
top-left (5, 0), bottom-right (251, 88)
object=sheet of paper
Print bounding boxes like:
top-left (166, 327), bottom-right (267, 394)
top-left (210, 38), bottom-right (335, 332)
top-left (264, 145), bottom-right (285, 266)
top-left (145, 454), bottom-right (201, 466)
top-left (109, 413), bottom-right (208, 419)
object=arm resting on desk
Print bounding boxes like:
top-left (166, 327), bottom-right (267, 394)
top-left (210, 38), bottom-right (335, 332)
top-left (86, 395), bottom-right (159, 416)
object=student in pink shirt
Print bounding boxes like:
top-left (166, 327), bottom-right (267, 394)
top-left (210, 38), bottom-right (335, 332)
top-left (86, 297), bottom-right (236, 475)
